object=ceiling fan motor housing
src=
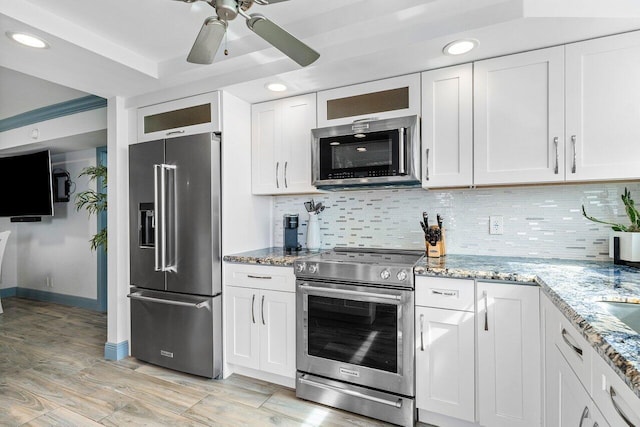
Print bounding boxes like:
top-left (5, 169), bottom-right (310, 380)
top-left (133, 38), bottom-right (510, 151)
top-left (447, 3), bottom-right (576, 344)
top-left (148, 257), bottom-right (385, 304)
top-left (215, 0), bottom-right (244, 21)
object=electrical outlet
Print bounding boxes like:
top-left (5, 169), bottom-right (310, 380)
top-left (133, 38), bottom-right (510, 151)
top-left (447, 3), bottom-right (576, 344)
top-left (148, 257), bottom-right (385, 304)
top-left (489, 216), bottom-right (504, 235)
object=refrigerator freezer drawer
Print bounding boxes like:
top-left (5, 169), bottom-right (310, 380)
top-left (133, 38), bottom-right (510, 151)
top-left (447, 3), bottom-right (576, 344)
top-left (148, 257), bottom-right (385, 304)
top-left (130, 289), bottom-right (222, 378)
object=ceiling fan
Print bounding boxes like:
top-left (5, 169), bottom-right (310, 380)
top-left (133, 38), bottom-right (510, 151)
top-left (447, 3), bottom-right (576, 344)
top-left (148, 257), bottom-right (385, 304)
top-left (174, 0), bottom-right (320, 66)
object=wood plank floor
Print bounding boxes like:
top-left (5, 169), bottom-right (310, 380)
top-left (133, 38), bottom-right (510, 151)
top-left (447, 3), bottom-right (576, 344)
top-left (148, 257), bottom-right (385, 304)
top-left (0, 297), bottom-right (427, 426)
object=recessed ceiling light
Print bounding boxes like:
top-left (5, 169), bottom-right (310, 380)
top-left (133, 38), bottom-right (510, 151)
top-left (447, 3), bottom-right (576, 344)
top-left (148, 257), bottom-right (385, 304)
top-left (443, 39), bottom-right (478, 56)
top-left (265, 83), bottom-right (287, 92)
top-left (6, 31), bottom-right (49, 49)
top-left (356, 147), bottom-right (367, 152)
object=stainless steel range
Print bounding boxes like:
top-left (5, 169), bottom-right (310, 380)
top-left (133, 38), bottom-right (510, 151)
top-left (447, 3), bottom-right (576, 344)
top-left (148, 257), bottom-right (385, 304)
top-left (294, 247), bottom-right (423, 426)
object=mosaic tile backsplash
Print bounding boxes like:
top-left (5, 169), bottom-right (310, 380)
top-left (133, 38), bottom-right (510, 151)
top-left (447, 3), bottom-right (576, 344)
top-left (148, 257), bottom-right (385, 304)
top-left (272, 182), bottom-right (640, 261)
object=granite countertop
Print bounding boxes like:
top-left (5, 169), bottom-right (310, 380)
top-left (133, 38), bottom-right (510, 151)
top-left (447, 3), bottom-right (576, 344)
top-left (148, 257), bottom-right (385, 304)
top-left (223, 247), bottom-right (316, 267)
top-left (415, 254), bottom-right (640, 399)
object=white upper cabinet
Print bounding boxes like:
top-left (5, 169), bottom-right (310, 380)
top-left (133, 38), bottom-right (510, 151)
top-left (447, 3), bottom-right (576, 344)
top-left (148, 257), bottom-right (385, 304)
top-left (137, 92), bottom-right (221, 143)
top-left (316, 74), bottom-right (420, 127)
top-left (251, 93), bottom-right (318, 195)
top-left (474, 47), bottom-right (565, 185)
top-left (421, 64), bottom-right (473, 188)
top-left (565, 31), bottom-right (640, 181)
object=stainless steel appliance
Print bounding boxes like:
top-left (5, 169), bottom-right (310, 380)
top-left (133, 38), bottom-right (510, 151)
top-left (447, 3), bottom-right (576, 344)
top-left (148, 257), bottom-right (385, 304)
top-left (311, 115), bottom-right (420, 190)
top-left (128, 132), bottom-right (222, 379)
top-left (294, 248), bottom-right (423, 426)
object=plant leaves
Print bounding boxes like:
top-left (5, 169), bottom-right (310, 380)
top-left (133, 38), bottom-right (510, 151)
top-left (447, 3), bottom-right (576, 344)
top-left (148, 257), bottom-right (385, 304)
top-left (581, 204), bottom-right (628, 231)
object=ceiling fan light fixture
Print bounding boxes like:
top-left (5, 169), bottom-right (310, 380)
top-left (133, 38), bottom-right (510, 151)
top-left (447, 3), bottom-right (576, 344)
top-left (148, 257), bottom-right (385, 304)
top-left (187, 17), bottom-right (228, 64)
top-left (443, 39), bottom-right (478, 56)
top-left (265, 82), bottom-right (287, 92)
top-left (6, 31), bottom-right (49, 49)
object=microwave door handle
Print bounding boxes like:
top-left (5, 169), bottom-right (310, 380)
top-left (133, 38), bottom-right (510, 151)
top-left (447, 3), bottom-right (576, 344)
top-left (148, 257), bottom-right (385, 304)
top-left (398, 127), bottom-right (406, 175)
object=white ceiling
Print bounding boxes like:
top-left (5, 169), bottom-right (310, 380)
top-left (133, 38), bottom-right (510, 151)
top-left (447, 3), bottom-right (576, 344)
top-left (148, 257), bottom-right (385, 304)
top-left (2, 0), bottom-right (640, 117)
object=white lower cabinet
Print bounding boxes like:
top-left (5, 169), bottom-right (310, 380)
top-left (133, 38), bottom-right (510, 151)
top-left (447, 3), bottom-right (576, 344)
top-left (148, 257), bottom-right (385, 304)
top-left (591, 347), bottom-right (640, 427)
top-left (546, 343), bottom-right (609, 427)
top-left (416, 278), bottom-right (541, 427)
top-left (543, 292), bottom-right (640, 427)
top-left (477, 282), bottom-right (541, 427)
top-left (416, 306), bottom-right (475, 422)
top-left (224, 264), bottom-right (296, 383)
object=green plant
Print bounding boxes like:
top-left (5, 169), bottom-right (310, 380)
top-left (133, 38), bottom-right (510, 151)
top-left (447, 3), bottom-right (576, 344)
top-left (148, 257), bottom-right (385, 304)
top-left (582, 187), bottom-right (640, 232)
top-left (75, 165), bottom-right (107, 251)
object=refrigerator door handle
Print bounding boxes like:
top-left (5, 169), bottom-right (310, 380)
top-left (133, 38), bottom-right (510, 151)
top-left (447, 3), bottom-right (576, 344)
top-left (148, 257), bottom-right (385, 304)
top-left (161, 164), bottom-right (177, 273)
top-left (127, 292), bottom-right (210, 309)
top-left (153, 164), bottom-right (162, 272)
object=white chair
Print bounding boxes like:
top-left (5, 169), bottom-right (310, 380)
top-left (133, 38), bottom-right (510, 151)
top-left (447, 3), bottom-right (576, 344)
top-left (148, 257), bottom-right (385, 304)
top-left (0, 230), bottom-right (10, 314)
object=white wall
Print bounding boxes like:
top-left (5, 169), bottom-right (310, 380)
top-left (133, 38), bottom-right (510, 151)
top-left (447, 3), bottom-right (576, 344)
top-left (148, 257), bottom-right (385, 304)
top-left (14, 149), bottom-right (98, 298)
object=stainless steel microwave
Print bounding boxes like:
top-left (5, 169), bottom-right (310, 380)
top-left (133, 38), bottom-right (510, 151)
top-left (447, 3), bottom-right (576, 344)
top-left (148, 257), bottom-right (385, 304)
top-left (311, 115), bottom-right (420, 190)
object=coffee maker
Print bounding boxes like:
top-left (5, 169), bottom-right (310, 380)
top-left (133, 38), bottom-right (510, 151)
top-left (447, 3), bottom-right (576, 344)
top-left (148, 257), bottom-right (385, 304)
top-left (283, 214), bottom-right (302, 252)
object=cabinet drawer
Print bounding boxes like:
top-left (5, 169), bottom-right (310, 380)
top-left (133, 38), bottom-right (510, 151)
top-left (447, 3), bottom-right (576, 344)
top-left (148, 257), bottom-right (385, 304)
top-left (546, 300), bottom-right (592, 390)
top-left (224, 263), bottom-right (295, 292)
top-left (591, 350), bottom-right (640, 427)
top-left (415, 276), bottom-right (474, 311)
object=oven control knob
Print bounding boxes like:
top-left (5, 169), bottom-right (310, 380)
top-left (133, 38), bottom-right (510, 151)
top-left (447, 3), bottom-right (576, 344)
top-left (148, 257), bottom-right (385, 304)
top-left (308, 264), bottom-right (319, 274)
top-left (380, 269), bottom-right (391, 280)
top-left (295, 262), bottom-right (306, 273)
top-left (397, 270), bottom-right (408, 281)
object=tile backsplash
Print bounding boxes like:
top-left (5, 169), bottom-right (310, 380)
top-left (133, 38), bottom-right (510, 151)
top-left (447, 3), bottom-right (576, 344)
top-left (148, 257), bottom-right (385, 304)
top-left (272, 182), bottom-right (640, 261)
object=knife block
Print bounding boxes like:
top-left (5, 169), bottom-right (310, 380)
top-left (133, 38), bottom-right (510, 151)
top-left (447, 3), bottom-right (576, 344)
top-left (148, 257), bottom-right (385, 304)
top-left (425, 226), bottom-right (446, 258)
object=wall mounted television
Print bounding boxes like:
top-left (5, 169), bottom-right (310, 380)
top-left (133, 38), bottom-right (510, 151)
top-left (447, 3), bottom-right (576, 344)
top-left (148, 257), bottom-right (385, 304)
top-left (0, 150), bottom-right (54, 220)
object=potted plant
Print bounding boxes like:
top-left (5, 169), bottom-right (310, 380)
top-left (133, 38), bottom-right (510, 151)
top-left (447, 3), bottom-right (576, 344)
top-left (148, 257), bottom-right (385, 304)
top-left (75, 165), bottom-right (107, 251)
top-left (582, 187), bottom-right (640, 262)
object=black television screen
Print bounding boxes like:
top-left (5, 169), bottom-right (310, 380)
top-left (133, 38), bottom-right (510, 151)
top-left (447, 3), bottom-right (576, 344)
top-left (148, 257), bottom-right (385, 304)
top-left (0, 150), bottom-right (54, 218)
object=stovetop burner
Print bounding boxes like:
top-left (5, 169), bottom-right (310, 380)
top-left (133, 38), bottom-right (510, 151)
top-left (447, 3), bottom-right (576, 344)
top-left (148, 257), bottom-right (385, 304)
top-left (294, 247), bottom-right (424, 288)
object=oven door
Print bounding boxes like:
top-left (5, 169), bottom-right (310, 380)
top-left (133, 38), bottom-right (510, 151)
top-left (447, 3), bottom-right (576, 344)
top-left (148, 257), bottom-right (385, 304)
top-left (296, 279), bottom-right (414, 396)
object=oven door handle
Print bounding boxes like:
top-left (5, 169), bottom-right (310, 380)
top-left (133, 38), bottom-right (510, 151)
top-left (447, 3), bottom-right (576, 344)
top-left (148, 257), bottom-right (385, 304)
top-left (298, 283), bottom-right (402, 301)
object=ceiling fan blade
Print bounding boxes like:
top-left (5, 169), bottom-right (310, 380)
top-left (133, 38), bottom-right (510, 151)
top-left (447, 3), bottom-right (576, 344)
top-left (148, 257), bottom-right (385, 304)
top-left (254, 0), bottom-right (291, 4)
top-left (187, 17), bottom-right (228, 64)
top-left (246, 14), bottom-right (319, 67)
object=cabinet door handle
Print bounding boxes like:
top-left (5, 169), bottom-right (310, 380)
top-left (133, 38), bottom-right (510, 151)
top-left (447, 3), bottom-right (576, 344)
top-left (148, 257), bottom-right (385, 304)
top-left (276, 162), bottom-right (280, 188)
top-left (561, 328), bottom-right (583, 357)
top-left (166, 130), bottom-right (185, 136)
top-left (425, 148), bottom-right (430, 181)
top-left (579, 406), bottom-right (590, 427)
top-left (261, 295), bottom-right (266, 325)
top-left (553, 136), bottom-right (559, 174)
top-left (419, 314), bottom-right (425, 351)
top-left (284, 161), bottom-right (288, 188)
top-left (251, 294), bottom-right (256, 324)
top-left (610, 386), bottom-right (635, 427)
top-left (247, 275), bottom-right (272, 280)
top-left (483, 291), bottom-right (489, 331)
top-left (571, 135), bottom-right (577, 174)
top-left (431, 289), bottom-right (458, 297)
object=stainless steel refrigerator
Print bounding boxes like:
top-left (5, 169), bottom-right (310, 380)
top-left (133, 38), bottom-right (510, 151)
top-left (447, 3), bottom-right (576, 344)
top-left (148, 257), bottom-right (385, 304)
top-left (128, 132), bottom-right (222, 378)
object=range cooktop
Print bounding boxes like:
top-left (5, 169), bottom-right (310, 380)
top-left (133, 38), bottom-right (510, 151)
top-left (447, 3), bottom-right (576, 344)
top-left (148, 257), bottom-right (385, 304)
top-left (294, 247), bottom-right (424, 288)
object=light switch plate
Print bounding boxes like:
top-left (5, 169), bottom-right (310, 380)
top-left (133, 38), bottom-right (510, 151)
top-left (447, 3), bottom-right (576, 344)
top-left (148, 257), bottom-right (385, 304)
top-left (489, 215), bottom-right (504, 235)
